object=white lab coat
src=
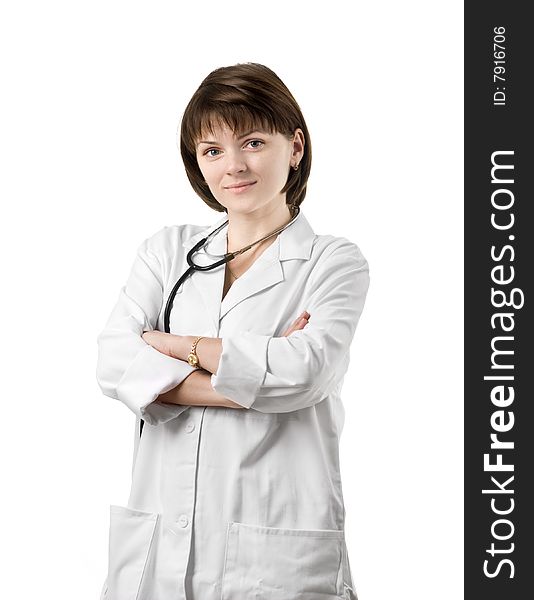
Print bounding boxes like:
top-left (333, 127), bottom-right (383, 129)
top-left (96, 209), bottom-right (370, 600)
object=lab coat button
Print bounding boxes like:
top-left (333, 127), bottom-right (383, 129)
top-left (185, 421), bottom-right (195, 433)
top-left (177, 514), bottom-right (189, 528)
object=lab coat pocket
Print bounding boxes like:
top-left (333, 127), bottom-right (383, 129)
top-left (221, 521), bottom-right (345, 600)
top-left (106, 504), bottom-right (159, 600)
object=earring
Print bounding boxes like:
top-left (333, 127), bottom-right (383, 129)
top-left (293, 163), bottom-right (299, 171)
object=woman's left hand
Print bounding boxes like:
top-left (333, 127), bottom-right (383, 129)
top-left (142, 330), bottom-right (183, 359)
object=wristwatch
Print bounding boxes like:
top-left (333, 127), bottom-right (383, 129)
top-left (187, 336), bottom-right (204, 368)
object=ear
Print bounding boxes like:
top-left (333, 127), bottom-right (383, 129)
top-left (291, 128), bottom-right (305, 163)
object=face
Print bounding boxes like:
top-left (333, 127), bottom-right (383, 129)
top-left (195, 122), bottom-right (304, 217)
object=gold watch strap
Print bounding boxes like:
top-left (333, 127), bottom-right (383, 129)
top-left (187, 336), bottom-right (204, 368)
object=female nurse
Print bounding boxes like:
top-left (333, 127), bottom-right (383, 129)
top-left (97, 62), bottom-right (370, 600)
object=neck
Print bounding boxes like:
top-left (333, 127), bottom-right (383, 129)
top-left (226, 203), bottom-right (295, 252)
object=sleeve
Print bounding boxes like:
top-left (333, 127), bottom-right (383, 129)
top-left (95, 230), bottom-right (198, 426)
top-left (210, 239), bottom-right (370, 413)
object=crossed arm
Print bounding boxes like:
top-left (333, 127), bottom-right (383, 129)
top-left (141, 311), bottom-right (310, 410)
top-left (97, 232), bottom-right (369, 422)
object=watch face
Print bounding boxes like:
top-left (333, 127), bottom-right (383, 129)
top-left (188, 353), bottom-right (199, 367)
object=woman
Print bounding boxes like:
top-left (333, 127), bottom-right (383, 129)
top-left (97, 62), bottom-right (370, 600)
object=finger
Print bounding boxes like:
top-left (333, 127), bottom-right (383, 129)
top-left (282, 324), bottom-right (297, 337)
top-left (282, 318), bottom-right (301, 336)
top-left (282, 310), bottom-right (310, 336)
top-left (289, 315), bottom-right (302, 328)
top-left (283, 317), bottom-right (308, 337)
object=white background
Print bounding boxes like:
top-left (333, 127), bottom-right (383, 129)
top-left (0, 1), bottom-right (463, 598)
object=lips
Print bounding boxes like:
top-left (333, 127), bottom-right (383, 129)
top-left (226, 181), bottom-right (256, 194)
top-left (224, 181), bottom-right (256, 189)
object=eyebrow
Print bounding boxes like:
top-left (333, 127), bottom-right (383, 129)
top-left (196, 129), bottom-right (264, 147)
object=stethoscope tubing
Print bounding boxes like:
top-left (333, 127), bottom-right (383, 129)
top-left (163, 219), bottom-right (230, 333)
top-left (162, 206), bottom-right (300, 333)
top-left (143, 208), bottom-right (299, 436)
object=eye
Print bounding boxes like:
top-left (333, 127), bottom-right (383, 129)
top-left (204, 148), bottom-right (221, 157)
top-left (247, 139), bottom-right (264, 149)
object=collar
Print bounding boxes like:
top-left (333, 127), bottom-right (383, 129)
top-left (182, 208), bottom-right (315, 261)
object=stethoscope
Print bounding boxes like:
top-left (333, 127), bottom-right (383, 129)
top-left (162, 205), bottom-right (301, 333)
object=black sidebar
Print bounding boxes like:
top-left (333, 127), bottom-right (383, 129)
top-left (465, 3), bottom-right (532, 598)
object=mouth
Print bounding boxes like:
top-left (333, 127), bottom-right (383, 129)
top-left (224, 181), bottom-right (257, 193)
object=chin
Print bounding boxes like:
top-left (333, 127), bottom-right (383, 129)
top-left (223, 197), bottom-right (261, 213)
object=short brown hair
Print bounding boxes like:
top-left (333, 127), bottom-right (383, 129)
top-left (179, 62), bottom-right (312, 213)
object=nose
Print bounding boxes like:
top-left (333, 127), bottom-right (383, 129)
top-left (225, 149), bottom-right (248, 175)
